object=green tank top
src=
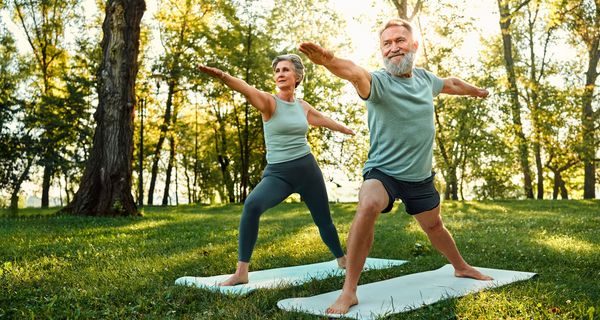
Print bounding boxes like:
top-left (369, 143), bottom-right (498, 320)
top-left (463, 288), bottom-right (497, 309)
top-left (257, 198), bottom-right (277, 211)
top-left (263, 95), bottom-right (311, 164)
top-left (363, 68), bottom-right (444, 181)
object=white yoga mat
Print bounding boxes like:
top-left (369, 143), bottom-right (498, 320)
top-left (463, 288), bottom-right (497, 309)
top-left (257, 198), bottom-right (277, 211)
top-left (277, 264), bottom-right (536, 319)
top-left (175, 257), bottom-right (407, 295)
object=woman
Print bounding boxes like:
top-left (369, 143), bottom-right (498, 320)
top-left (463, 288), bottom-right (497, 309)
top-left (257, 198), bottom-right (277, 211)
top-left (197, 54), bottom-right (353, 286)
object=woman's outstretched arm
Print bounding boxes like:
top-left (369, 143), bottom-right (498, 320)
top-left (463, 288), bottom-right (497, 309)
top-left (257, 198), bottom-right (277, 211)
top-left (302, 101), bottom-right (354, 135)
top-left (197, 65), bottom-right (274, 115)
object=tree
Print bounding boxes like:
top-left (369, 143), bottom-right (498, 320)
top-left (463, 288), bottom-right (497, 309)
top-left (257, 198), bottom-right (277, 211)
top-left (147, 0), bottom-right (225, 205)
top-left (551, 0), bottom-right (600, 199)
top-left (0, 23), bottom-right (38, 213)
top-left (520, 1), bottom-right (557, 199)
top-left (10, 0), bottom-right (80, 208)
top-left (62, 0), bottom-right (145, 216)
top-left (496, 0), bottom-right (535, 198)
top-left (414, 1), bottom-right (491, 200)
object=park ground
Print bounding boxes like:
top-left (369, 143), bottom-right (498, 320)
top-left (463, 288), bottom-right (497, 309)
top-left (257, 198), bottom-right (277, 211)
top-left (1, 200), bottom-right (599, 319)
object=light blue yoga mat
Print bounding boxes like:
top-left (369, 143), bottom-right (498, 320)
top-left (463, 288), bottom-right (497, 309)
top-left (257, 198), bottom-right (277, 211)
top-left (175, 257), bottom-right (407, 295)
top-left (277, 264), bottom-right (536, 319)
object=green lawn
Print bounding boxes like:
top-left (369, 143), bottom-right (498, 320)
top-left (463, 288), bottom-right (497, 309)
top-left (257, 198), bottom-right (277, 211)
top-left (1, 200), bottom-right (599, 319)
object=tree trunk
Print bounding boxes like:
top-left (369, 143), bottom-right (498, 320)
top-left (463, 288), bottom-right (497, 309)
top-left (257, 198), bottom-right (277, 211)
top-left (193, 105), bottom-right (199, 203)
top-left (147, 80), bottom-right (175, 205)
top-left (389, 0), bottom-right (423, 21)
top-left (41, 164), bottom-right (52, 208)
top-left (62, 0), bottom-right (145, 216)
top-left (9, 157), bottom-right (34, 215)
top-left (552, 170), bottom-right (569, 200)
top-left (239, 24), bottom-right (253, 202)
top-left (497, 0), bottom-right (534, 198)
top-left (162, 135), bottom-right (176, 205)
top-left (534, 142), bottom-right (544, 198)
top-left (448, 167), bottom-right (459, 200)
top-left (582, 40), bottom-right (599, 198)
top-left (212, 102), bottom-right (235, 203)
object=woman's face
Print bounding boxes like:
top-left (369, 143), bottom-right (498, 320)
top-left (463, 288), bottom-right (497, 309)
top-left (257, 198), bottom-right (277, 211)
top-left (273, 60), bottom-right (298, 89)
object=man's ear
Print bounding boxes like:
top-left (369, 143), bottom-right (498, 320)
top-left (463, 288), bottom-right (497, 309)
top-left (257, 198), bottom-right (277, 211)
top-left (412, 40), bottom-right (419, 52)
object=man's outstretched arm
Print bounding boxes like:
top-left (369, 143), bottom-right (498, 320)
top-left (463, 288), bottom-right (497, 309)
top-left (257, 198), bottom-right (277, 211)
top-left (441, 77), bottom-right (489, 98)
top-left (299, 42), bottom-right (372, 99)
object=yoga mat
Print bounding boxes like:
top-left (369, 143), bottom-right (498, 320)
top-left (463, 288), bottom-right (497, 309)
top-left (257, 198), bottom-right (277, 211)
top-left (175, 257), bottom-right (407, 295)
top-left (277, 264), bottom-right (536, 319)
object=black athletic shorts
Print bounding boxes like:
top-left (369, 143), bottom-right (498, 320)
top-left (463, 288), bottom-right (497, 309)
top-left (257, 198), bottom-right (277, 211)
top-left (363, 168), bottom-right (440, 215)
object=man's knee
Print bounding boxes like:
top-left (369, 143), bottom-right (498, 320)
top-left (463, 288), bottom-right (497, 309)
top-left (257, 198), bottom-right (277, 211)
top-left (356, 197), bottom-right (384, 220)
top-left (421, 217), bottom-right (444, 234)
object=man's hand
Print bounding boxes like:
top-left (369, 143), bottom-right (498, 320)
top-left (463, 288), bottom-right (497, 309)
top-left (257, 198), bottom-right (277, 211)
top-left (475, 88), bottom-right (489, 98)
top-left (299, 42), bottom-right (334, 66)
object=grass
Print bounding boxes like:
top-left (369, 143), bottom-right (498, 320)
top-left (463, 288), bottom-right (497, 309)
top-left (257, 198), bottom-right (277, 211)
top-left (1, 200), bottom-right (599, 319)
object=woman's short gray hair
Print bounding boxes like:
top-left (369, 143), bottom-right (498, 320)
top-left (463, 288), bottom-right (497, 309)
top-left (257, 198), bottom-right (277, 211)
top-left (271, 54), bottom-right (305, 88)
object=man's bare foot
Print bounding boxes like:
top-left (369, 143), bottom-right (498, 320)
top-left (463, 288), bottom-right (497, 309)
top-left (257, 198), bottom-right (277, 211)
top-left (455, 265), bottom-right (493, 280)
top-left (337, 256), bottom-right (347, 269)
top-left (218, 273), bottom-right (248, 286)
top-left (326, 291), bottom-right (358, 314)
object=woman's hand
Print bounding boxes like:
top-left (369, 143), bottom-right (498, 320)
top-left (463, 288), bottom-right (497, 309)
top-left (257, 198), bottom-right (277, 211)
top-left (197, 64), bottom-right (227, 80)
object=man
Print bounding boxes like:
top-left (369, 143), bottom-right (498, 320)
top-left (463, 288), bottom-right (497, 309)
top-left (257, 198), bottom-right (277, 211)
top-left (299, 18), bottom-right (493, 314)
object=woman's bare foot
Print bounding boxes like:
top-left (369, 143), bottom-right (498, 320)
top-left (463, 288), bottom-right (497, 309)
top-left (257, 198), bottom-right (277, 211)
top-left (218, 273), bottom-right (248, 286)
top-left (455, 265), bottom-right (493, 280)
top-left (219, 261), bottom-right (250, 286)
top-left (326, 290), bottom-right (358, 314)
top-left (337, 256), bottom-right (347, 269)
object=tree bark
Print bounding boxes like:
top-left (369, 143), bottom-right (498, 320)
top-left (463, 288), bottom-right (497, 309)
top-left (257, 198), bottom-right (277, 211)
top-left (62, 0), bottom-right (145, 216)
top-left (41, 164), bottom-right (53, 207)
top-left (162, 135), bottom-right (176, 205)
top-left (389, 0), bottom-right (423, 21)
top-left (582, 40), bottom-right (599, 198)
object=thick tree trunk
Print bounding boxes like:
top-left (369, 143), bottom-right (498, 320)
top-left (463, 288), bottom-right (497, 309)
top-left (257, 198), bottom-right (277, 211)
top-left (497, 0), bottom-right (534, 198)
top-left (62, 0), bottom-right (145, 216)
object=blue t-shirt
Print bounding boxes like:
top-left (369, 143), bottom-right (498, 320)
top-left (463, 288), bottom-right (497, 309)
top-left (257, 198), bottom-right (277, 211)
top-left (362, 68), bottom-right (444, 181)
top-left (262, 96), bottom-right (311, 164)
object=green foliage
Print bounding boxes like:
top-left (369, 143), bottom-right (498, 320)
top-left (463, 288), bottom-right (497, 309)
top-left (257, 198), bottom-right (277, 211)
top-left (0, 25), bottom-right (22, 190)
top-left (0, 201), bottom-right (599, 318)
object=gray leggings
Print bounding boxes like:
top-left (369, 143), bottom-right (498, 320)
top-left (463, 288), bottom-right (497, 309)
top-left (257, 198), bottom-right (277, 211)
top-left (238, 153), bottom-right (344, 262)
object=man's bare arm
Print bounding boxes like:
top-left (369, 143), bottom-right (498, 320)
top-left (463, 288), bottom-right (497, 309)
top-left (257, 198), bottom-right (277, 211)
top-left (299, 42), bottom-right (372, 99)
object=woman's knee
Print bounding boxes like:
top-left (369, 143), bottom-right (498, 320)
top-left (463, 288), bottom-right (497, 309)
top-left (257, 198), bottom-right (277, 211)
top-left (242, 199), bottom-right (264, 219)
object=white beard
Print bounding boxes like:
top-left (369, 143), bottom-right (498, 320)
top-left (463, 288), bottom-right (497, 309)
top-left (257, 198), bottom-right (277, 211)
top-left (383, 51), bottom-right (416, 76)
